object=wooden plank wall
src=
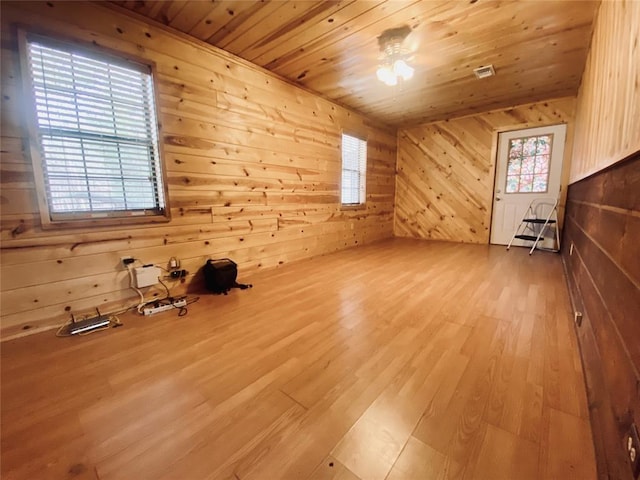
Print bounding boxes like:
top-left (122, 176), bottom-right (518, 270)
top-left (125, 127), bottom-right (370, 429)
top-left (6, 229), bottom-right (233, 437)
top-left (0, 1), bottom-right (397, 339)
top-left (570, 0), bottom-right (640, 182)
top-left (562, 155), bottom-right (640, 479)
top-left (394, 98), bottom-right (575, 244)
top-left (562, 1), bottom-right (640, 478)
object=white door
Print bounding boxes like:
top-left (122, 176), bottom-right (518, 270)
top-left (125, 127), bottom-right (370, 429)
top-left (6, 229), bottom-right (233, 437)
top-left (490, 124), bottom-right (566, 245)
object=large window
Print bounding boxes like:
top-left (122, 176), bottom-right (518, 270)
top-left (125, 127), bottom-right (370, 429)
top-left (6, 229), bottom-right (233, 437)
top-left (506, 134), bottom-right (553, 193)
top-left (341, 133), bottom-right (367, 206)
top-left (20, 32), bottom-right (168, 227)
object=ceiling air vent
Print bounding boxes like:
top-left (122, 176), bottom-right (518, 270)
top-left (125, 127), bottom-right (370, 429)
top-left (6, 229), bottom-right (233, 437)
top-left (473, 65), bottom-right (495, 79)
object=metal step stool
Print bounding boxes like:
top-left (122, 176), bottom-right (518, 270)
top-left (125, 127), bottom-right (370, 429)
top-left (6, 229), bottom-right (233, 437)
top-left (507, 198), bottom-right (560, 255)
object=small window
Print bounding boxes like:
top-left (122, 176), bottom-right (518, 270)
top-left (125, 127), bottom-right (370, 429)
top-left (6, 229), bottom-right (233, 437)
top-left (506, 134), bottom-right (553, 193)
top-left (341, 133), bottom-right (367, 206)
top-left (20, 32), bottom-right (168, 227)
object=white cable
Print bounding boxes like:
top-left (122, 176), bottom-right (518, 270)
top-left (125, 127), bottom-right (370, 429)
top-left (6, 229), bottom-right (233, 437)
top-left (127, 264), bottom-right (146, 313)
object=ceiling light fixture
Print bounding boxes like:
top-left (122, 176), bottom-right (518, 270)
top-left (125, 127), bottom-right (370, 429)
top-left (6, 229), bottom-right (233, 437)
top-left (376, 26), bottom-right (414, 86)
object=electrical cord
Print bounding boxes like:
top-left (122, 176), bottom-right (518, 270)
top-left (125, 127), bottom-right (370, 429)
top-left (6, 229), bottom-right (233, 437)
top-left (158, 277), bottom-right (171, 298)
top-left (171, 295), bottom-right (200, 317)
top-left (56, 320), bottom-right (72, 337)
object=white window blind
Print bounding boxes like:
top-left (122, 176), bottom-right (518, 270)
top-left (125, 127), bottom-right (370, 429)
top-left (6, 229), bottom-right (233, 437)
top-left (341, 134), bottom-right (367, 205)
top-left (25, 35), bottom-right (165, 220)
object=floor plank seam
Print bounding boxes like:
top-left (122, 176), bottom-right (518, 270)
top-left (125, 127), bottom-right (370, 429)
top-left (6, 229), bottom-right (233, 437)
top-left (278, 388), bottom-right (309, 411)
top-left (383, 435), bottom-right (413, 480)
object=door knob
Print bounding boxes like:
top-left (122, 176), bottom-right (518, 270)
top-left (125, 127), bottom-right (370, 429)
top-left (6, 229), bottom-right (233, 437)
top-left (495, 197), bottom-right (502, 201)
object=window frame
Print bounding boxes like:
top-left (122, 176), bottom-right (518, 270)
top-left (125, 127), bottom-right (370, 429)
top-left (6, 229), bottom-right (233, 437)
top-left (18, 28), bottom-right (171, 229)
top-left (504, 133), bottom-right (555, 194)
top-left (340, 132), bottom-right (368, 209)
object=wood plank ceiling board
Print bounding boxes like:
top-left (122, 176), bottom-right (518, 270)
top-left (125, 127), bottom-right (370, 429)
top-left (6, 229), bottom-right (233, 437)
top-left (113, 0), bottom-right (600, 127)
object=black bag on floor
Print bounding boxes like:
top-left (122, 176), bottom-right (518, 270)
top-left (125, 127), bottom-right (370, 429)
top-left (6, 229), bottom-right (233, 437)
top-left (203, 258), bottom-right (252, 295)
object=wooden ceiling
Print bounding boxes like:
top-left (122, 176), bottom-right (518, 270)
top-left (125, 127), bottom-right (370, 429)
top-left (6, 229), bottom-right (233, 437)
top-left (114, 0), bottom-right (600, 127)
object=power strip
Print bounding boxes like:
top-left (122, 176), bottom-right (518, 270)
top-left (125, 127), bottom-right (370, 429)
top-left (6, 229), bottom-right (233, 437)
top-left (143, 298), bottom-right (187, 316)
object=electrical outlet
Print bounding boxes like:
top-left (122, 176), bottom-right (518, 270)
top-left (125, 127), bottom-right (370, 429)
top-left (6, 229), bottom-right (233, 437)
top-left (170, 269), bottom-right (189, 279)
top-left (121, 256), bottom-right (134, 267)
top-left (574, 311), bottom-right (583, 327)
top-left (627, 423), bottom-right (640, 478)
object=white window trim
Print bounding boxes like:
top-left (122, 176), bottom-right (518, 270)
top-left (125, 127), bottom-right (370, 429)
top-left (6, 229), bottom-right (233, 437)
top-left (341, 133), bottom-right (367, 208)
top-left (18, 29), bottom-right (170, 229)
top-left (505, 134), bottom-right (555, 194)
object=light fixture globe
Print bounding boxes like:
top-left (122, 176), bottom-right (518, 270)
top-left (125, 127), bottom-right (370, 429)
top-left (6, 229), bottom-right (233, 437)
top-left (393, 59), bottom-right (414, 80)
top-left (376, 26), bottom-right (413, 86)
top-left (376, 65), bottom-right (397, 86)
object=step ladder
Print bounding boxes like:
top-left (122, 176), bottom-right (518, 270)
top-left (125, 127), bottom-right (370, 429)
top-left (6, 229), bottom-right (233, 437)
top-left (507, 198), bottom-right (560, 255)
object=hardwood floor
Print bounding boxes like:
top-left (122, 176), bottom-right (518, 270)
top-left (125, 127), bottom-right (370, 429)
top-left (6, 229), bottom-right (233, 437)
top-left (0, 238), bottom-right (597, 480)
